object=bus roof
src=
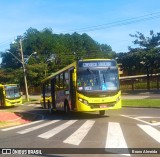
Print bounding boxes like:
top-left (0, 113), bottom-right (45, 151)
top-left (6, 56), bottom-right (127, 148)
top-left (41, 61), bottom-right (77, 83)
top-left (0, 84), bottom-right (18, 86)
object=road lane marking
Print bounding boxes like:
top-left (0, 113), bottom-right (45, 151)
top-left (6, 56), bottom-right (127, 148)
top-left (136, 116), bottom-right (156, 119)
top-left (121, 115), bottom-right (160, 126)
top-left (151, 122), bottom-right (160, 126)
top-left (1, 120), bottom-right (44, 131)
top-left (63, 120), bottom-right (95, 145)
top-left (17, 120), bottom-right (60, 134)
top-left (38, 120), bottom-right (77, 139)
top-left (121, 115), bottom-right (153, 125)
top-left (105, 122), bottom-right (130, 156)
top-left (137, 124), bottom-right (160, 143)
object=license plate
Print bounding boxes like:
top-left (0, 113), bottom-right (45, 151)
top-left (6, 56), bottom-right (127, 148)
top-left (100, 105), bottom-right (107, 108)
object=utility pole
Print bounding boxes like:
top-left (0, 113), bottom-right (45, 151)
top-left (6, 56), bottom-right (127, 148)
top-left (19, 37), bottom-right (29, 101)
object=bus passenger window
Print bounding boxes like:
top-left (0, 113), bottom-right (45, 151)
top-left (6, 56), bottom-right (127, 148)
top-left (56, 76), bottom-right (59, 89)
top-left (64, 72), bottom-right (69, 89)
top-left (60, 74), bottom-right (63, 89)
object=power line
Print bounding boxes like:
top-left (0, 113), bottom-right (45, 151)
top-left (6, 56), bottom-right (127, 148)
top-left (0, 37), bottom-right (15, 48)
top-left (1, 11), bottom-right (160, 53)
top-left (58, 11), bottom-right (160, 33)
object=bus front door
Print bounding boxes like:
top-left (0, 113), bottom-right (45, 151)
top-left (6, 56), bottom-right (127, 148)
top-left (0, 87), bottom-right (4, 107)
top-left (69, 70), bottom-right (76, 110)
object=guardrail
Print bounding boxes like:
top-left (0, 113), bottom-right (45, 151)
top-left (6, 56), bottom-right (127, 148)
top-left (120, 73), bottom-right (160, 91)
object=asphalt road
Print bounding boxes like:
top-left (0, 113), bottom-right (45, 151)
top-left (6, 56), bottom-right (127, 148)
top-left (0, 103), bottom-right (160, 157)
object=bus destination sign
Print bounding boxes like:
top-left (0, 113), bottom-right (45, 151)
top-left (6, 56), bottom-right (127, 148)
top-left (78, 61), bottom-right (116, 68)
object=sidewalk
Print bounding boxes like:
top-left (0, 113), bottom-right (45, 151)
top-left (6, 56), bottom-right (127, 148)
top-left (0, 111), bottom-right (37, 128)
top-left (0, 111), bottom-right (30, 122)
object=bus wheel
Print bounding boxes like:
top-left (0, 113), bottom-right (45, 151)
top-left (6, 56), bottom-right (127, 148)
top-left (48, 101), bottom-right (53, 114)
top-left (41, 103), bottom-right (44, 109)
top-left (64, 100), bottom-right (70, 114)
top-left (49, 107), bottom-right (53, 114)
top-left (42, 103), bottom-right (46, 109)
top-left (99, 110), bottom-right (105, 116)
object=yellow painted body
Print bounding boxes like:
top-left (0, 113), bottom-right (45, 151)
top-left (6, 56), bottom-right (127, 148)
top-left (40, 96), bottom-right (52, 108)
top-left (41, 59), bottom-right (122, 113)
top-left (4, 97), bottom-right (22, 107)
top-left (76, 91), bottom-right (121, 112)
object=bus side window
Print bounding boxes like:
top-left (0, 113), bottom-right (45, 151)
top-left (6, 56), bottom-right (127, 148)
top-left (56, 76), bottom-right (59, 90)
top-left (64, 72), bottom-right (69, 89)
top-left (60, 73), bottom-right (63, 89)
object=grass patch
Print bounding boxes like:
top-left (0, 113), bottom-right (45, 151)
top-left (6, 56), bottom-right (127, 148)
top-left (122, 99), bottom-right (160, 108)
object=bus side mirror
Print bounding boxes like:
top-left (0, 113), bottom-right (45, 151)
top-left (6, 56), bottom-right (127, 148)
top-left (65, 90), bottom-right (69, 95)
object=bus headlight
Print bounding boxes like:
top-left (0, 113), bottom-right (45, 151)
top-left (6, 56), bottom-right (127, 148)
top-left (78, 97), bottom-right (88, 105)
top-left (6, 96), bottom-right (11, 98)
top-left (116, 96), bottom-right (121, 103)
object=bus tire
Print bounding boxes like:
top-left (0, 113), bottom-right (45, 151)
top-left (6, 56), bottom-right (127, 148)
top-left (99, 110), bottom-right (105, 116)
top-left (48, 101), bottom-right (53, 114)
top-left (41, 103), bottom-right (44, 109)
top-left (42, 103), bottom-right (46, 109)
top-left (64, 100), bottom-right (70, 114)
top-left (42, 102), bottom-right (46, 109)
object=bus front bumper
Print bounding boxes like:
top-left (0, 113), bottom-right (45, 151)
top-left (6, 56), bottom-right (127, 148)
top-left (76, 99), bottom-right (122, 112)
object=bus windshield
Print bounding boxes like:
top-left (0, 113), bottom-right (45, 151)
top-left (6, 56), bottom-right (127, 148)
top-left (5, 85), bottom-right (21, 99)
top-left (77, 68), bottom-right (120, 92)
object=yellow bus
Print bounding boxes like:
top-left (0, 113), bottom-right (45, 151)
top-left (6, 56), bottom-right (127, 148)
top-left (0, 84), bottom-right (22, 107)
top-left (41, 59), bottom-right (121, 115)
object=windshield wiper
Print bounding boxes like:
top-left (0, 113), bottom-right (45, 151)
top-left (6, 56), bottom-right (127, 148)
top-left (87, 68), bottom-right (93, 74)
top-left (103, 74), bottom-right (106, 83)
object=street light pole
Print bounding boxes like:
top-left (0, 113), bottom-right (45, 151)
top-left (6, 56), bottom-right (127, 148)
top-left (19, 38), bottom-right (29, 101)
top-left (6, 38), bottom-right (37, 102)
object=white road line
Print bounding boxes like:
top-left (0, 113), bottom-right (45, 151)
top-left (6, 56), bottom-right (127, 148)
top-left (63, 120), bottom-right (95, 145)
top-left (105, 122), bottom-right (130, 156)
top-left (152, 122), bottom-right (160, 126)
top-left (121, 115), bottom-right (152, 125)
top-left (136, 116), bottom-right (155, 119)
top-left (121, 115), bottom-right (160, 126)
top-left (1, 120), bottom-right (44, 131)
top-left (17, 120), bottom-right (60, 134)
top-left (38, 120), bottom-right (77, 139)
top-left (137, 124), bottom-right (160, 143)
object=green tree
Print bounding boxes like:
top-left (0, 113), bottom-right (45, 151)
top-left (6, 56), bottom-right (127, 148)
top-left (129, 31), bottom-right (160, 74)
top-left (0, 27), bottom-right (115, 90)
top-left (128, 31), bottom-right (160, 89)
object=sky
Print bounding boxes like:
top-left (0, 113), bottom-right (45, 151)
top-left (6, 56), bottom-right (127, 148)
top-left (0, 0), bottom-right (160, 54)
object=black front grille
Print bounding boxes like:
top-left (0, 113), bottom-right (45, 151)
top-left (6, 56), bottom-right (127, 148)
top-left (90, 102), bottom-right (115, 109)
top-left (78, 90), bottom-right (119, 98)
top-left (11, 101), bottom-right (20, 104)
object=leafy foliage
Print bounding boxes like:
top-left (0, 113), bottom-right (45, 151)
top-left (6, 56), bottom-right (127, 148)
top-left (1, 28), bottom-right (159, 91)
top-left (116, 30), bottom-right (160, 75)
top-left (0, 27), bottom-right (115, 88)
